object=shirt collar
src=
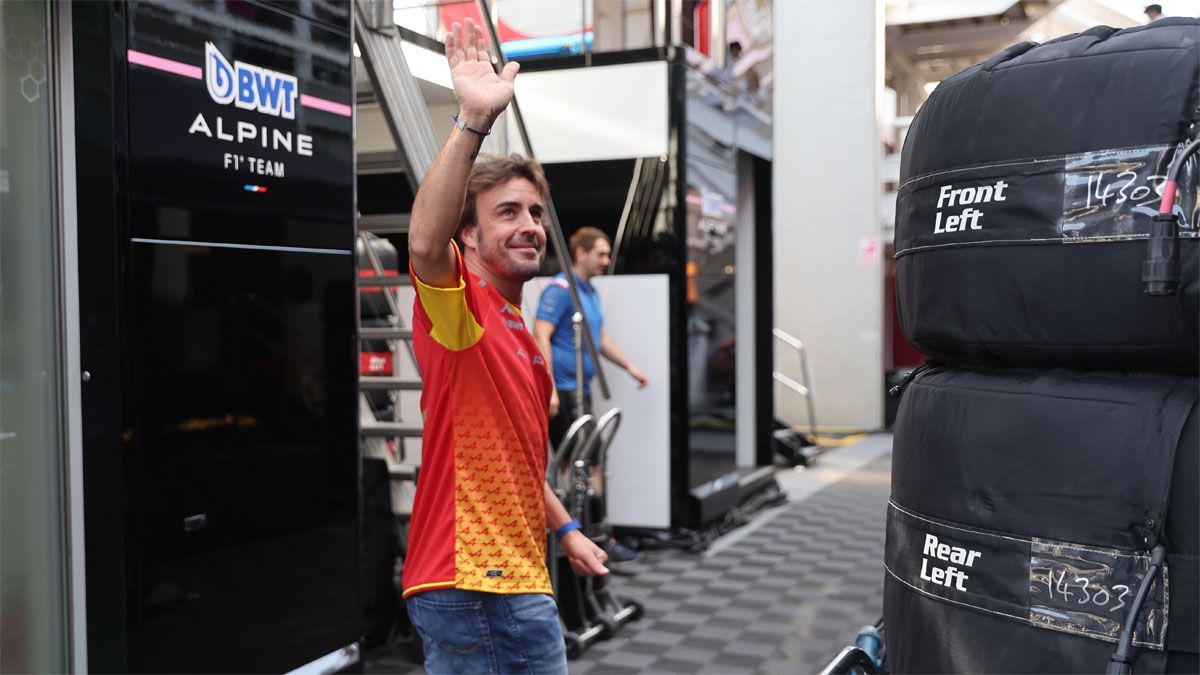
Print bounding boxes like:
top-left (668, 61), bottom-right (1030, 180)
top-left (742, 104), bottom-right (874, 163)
top-left (568, 271), bottom-right (596, 294)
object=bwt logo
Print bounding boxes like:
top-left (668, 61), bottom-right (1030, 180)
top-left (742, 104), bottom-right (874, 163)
top-left (205, 42), bottom-right (298, 119)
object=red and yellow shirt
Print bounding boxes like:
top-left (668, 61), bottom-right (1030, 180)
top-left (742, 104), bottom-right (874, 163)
top-left (401, 244), bottom-right (554, 599)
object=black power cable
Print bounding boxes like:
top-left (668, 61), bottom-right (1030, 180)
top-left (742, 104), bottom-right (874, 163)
top-left (1106, 545), bottom-right (1166, 675)
top-left (1144, 138), bottom-right (1200, 295)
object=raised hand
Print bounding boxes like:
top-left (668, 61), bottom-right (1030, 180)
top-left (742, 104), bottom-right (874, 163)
top-left (445, 18), bottom-right (519, 128)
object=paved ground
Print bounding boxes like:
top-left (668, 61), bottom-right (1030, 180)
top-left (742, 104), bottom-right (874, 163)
top-left (365, 435), bottom-right (893, 674)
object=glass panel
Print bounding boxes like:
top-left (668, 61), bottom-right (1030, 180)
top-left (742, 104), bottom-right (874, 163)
top-left (0, 1), bottom-right (69, 672)
top-left (685, 77), bottom-right (738, 489)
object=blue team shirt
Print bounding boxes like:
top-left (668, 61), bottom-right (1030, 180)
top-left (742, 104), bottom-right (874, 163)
top-left (536, 273), bottom-right (603, 393)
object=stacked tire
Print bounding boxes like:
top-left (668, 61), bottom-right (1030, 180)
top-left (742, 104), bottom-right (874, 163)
top-left (358, 235), bottom-right (401, 415)
top-left (885, 19), bottom-right (1199, 674)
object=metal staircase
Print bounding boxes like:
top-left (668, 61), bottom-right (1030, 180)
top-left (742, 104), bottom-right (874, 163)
top-left (357, 235), bottom-right (423, 444)
top-left (353, 0), bottom-right (437, 493)
top-left (354, 2), bottom-right (438, 183)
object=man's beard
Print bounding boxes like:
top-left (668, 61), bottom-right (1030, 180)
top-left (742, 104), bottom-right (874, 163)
top-left (480, 234), bottom-right (544, 282)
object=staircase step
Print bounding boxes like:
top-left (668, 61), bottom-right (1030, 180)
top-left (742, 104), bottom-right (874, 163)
top-left (360, 376), bottom-right (423, 391)
top-left (358, 213), bottom-right (410, 234)
top-left (389, 464), bottom-right (418, 480)
top-left (359, 275), bottom-right (410, 288)
top-left (359, 326), bottom-right (414, 340)
top-left (357, 150), bottom-right (408, 175)
top-left (361, 421), bottom-right (424, 438)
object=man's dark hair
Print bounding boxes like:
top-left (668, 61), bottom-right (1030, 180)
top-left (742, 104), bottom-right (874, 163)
top-left (728, 40), bottom-right (742, 54)
top-left (1145, 4), bottom-right (1162, 14)
top-left (459, 154), bottom-right (550, 232)
top-left (569, 226), bottom-right (610, 263)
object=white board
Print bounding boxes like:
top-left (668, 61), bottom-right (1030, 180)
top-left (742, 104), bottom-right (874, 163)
top-left (523, 274), bottom-right (671, 528)
top-left (509, 61), bottom-right (669, 164)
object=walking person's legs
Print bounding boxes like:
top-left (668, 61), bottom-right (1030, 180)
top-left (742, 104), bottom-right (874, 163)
top-left (407, 589), bottom-right (566, 675)
top-left (489, 592), bottom-right (568, 674)
top-left (406, 589), bottom-right (498, 674)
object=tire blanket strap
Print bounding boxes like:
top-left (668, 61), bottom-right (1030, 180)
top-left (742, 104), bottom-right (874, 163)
top-left (886, 502), bottom-right (1175, 650)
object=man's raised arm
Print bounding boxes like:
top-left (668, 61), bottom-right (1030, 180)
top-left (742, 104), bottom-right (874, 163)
top-left (407, 19), bottom-right (520, 288)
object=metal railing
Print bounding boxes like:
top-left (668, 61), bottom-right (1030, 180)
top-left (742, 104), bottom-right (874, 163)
top-left (773, 327), bottom-right (818, 439)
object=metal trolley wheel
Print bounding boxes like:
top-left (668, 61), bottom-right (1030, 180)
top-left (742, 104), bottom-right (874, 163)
top-left (564, 634), bottom-right (584, 660)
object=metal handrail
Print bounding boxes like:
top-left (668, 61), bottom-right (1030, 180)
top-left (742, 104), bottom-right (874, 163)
top-left (359, 232), bottom-right (402, 319)
top-left (772, 328), bottom-right (818, 440)
top-left (355, 0), bottom-right (439, 187)
top-left (609, 157), bottom-right (645, 274)
top-left (818, 646), bottom-right (879, 675)
top-left (552, 414), bottom-right (596, 494)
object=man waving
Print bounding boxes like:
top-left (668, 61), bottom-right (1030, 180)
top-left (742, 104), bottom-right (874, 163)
top-left (401, 18), bottom-right (608, 675)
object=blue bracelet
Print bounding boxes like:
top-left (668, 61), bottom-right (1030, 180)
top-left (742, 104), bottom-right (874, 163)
top-left (555, 519), bottom-right (582, 540)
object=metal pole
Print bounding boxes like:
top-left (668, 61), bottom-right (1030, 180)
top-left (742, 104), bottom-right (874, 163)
top-left (799, 345), bottom-right (818, 441)
top-left (708, 0), bottom-right (725, 67)
top-left (670, 0), bottom-right (682, 46)
top-left (653, 0), bottom-right (666, 48)
top-left (773, 328), bottom-right (819, 440)
top-left (367, 0), bottom-right (394, 31)
top-left (474, 0), bottom-right (611, 400)
top-left (572, 312), bottom-right (586, 414)
top-left (609, 157), bottom-right (644, 274)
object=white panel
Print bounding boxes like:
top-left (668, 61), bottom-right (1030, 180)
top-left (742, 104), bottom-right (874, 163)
top-left (522, 275), bottom-right (671, 529)
top-left (357, 102), bottom-right (505, 154)
top-left (400, 40), bottom-right (451, 89)
top-left (510, 61), bottom-right (669, 164)
top-left (773, 0), bottom-right (884, 430)
top-left (355, 104), bottom-right (395, 153)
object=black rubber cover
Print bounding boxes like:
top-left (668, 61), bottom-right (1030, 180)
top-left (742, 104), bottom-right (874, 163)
top-left (357, 235), bottom-right (402, 320)
top-left (895, 19), bottom-right (1200, 373)
top-left (886, 366), bottom-right (1198, 673)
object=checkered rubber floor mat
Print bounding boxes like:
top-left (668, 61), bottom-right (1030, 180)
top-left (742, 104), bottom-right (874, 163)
top-left (365, 452), bottom-right (892, 674)
top-left (569, 454), bottom-right (891, 674)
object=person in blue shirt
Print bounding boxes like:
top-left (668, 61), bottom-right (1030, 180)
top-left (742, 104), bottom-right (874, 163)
top-left (534, 226), bottom-right (649, 569)
top-left (534, 227), bottom-right (649, 418)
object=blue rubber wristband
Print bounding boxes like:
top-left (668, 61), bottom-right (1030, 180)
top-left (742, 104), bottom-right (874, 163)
top-left (555, 519), bottom-right (582, 540)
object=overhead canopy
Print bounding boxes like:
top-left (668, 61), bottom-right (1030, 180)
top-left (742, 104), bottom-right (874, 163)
top-left (886, 0), bottom-right (1063, 83)
top-left (884, 0), bottom-right (1163, 88)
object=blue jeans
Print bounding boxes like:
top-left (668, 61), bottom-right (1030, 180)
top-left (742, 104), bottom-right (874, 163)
top-left (406, 589), bottom-right (567, 675)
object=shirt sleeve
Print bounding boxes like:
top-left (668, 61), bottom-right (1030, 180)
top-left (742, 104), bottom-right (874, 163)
top-left (409, 241), bottom-right (485, 351)
top-left (536, 278), bottom-right (572, 326)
